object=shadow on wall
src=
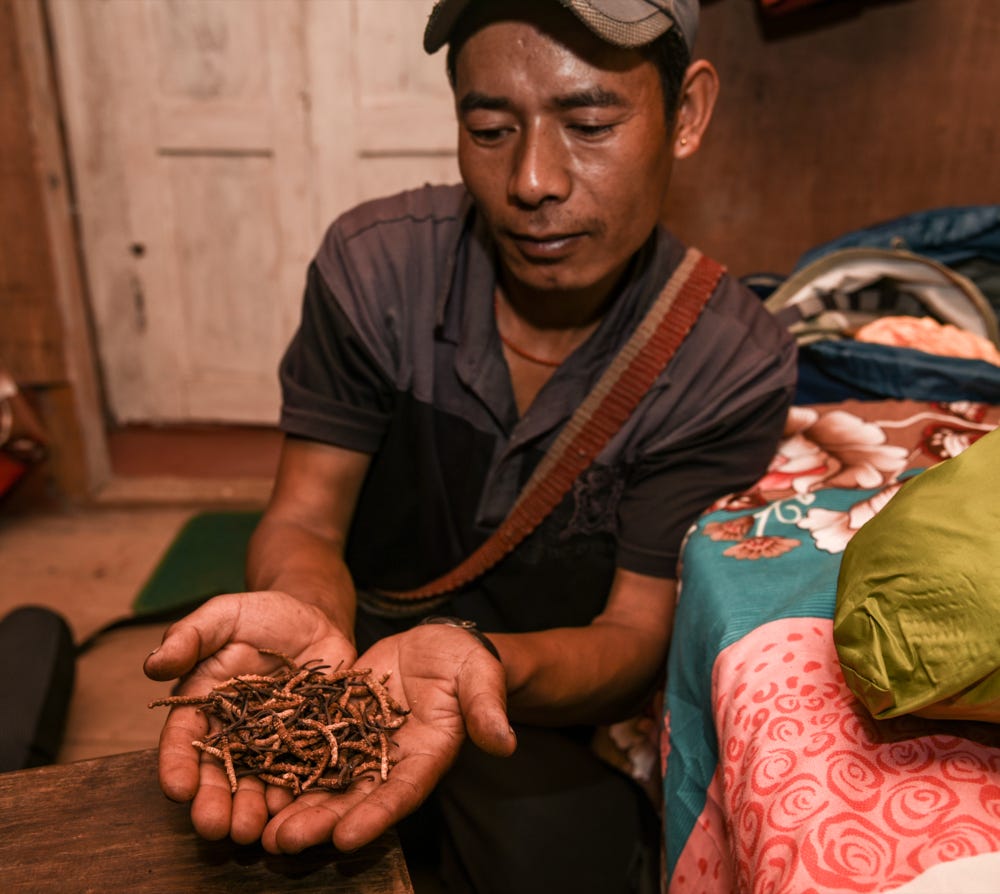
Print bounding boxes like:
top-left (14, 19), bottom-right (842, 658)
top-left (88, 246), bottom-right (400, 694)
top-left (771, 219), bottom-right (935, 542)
top-left (715, 0), bottom-right (921, 40)
top-left (665, 0), bottom-right (998, 278)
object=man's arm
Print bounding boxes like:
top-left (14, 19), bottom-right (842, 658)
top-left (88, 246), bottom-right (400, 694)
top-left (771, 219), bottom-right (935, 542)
top-left (255, 440), bottom-right (675, 731)
top-left (491, 569), bottom-right (676, 726)
top-left (148, 436), bottom-right (674, 852)
top-left (246, 436), bottom-right (372, 638)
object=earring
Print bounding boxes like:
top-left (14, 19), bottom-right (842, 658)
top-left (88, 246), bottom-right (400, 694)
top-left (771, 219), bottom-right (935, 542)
top-left (679, 136), bottom-right (688, 147)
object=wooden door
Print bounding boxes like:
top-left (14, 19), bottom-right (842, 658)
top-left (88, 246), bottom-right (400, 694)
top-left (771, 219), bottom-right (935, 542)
top-left (49, 0), bottom-right (459, 424)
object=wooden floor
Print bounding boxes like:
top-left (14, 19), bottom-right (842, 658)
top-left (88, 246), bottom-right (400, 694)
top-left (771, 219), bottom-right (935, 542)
top-left (0, 500), bottom-right (198, 763)
top-left (0, 428), bottom-right (440, 892)
top-left (0, 425), bottom-right (282, 763)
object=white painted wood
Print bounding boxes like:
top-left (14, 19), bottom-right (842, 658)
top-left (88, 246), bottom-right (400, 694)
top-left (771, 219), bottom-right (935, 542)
top-left (308, 0), bottom-right (461, 224)
top-left (49, 0), bottom-right (461, 424)
top-left (355, 0), bottom-right (457, 157)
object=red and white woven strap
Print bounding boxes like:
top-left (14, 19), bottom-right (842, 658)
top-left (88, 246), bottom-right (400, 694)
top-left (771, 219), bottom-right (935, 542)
top-left (377, 248), bottom-right (724, 606)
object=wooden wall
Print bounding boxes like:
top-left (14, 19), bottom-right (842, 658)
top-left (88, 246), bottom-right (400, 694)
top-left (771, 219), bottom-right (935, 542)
top-left (1, 0), bottom-right (998, 498)
top-left (666, 0), bottom-right (1000, 277)
top-left (0, 0), bottom-right (65, 384)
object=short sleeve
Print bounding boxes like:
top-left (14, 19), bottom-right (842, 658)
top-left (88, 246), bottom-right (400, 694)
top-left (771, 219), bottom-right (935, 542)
top-left (279, 262), bottom-right (395, 453)
top-left (615, 383), bottom-right (793, 576)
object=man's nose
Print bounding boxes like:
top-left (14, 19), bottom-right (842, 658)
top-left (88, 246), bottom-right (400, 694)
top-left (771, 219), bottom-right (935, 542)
top-left (508, 124), bottom-right (571, 208)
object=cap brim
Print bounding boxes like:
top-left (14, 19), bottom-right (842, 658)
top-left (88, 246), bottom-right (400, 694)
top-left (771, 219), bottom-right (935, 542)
top-left (424, 0), bottom-right (473, 53)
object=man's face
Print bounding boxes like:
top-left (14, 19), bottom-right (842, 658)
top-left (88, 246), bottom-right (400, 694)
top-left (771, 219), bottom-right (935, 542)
top-left (453, 4), bottom-right (675, 300)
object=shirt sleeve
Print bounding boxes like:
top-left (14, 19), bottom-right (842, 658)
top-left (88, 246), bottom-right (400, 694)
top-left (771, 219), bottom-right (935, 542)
top-left (614, 381), bottom-right (794, 577)
top-left (278, 185), bottom-right (469, 454)
top-left (279, 261), bottom-right (396, 453)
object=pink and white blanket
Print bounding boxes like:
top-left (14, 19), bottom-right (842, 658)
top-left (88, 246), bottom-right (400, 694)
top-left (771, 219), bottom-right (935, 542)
top-left (659, 399), bottom-right (1000, 893)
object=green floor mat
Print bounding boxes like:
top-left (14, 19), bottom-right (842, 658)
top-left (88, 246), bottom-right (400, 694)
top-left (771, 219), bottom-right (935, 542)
top-left (132, 510), bottom-right (263, 616)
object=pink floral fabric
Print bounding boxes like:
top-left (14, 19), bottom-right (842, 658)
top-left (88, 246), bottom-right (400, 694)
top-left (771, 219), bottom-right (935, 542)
top-left (703, 399), bottom-right (995, 558)
top-left (663, 399), bottom-right (1000, 893)
top-left (694, 618), bottom-right (1000, 893)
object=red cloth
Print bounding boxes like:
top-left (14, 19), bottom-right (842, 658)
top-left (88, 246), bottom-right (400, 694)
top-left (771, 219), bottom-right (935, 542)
top-left (0, 454), bottom-right (26, 497)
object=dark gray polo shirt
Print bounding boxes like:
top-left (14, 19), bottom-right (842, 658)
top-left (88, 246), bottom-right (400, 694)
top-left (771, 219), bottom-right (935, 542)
top-left (280, 184), bottom-right (796, 633)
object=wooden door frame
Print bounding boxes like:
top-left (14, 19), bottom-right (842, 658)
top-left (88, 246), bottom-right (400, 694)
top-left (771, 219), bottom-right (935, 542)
top-left (5, 0), bottom-right (110, 501)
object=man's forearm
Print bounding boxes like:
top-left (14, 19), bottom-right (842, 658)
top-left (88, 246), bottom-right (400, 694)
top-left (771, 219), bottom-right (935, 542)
top-left (488, 569), bottom-right (676, 726)
top-left (491, 621), bottom-right (667, 726)
top-left (246, 514), bottom-right (358, 640)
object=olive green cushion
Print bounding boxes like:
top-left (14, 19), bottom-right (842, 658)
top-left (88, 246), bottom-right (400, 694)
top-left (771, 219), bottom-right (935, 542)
top-left (834, 427), bottom-right (1000, 721)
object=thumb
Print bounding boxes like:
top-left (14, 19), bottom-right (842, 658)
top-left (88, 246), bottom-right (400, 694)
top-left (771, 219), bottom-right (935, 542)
top-left (142, 593), bottom-right (245, 681)
top-left (456, 653), bottom-right (517, 758)
top-left (143, 619), bottom-right (204, 682)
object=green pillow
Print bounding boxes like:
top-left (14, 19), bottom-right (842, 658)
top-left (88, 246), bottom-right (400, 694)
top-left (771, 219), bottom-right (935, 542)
top-left (834, 427), bottom-right (1000, 722)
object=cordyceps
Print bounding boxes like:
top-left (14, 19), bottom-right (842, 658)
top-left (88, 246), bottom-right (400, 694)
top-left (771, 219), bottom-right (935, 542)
top-left (149, 649), bottom-right (409, 795)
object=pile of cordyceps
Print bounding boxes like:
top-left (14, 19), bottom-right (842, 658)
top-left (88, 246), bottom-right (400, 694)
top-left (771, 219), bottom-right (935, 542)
top-left (150, 649), bottom-right (409, 794)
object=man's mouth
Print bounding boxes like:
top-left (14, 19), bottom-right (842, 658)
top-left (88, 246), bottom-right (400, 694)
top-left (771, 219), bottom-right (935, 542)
top-left (507, 231), bottom-right (585, 259)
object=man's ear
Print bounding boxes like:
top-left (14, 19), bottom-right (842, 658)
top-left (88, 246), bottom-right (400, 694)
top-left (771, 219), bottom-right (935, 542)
top-left (672, 60), bottom-right (720, 159)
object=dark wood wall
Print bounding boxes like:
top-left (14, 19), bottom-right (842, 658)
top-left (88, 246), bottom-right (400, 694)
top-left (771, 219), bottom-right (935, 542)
top-left (0, 0), bottom-right (107, 500)
top-left (666, 0), bottom-right (1000, 277)
top-left (0, 0), bottom-right (65, 385)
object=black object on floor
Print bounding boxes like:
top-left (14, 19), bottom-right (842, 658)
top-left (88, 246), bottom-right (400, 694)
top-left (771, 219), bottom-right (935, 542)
top-left (0, 605), bottom-right (76, 772)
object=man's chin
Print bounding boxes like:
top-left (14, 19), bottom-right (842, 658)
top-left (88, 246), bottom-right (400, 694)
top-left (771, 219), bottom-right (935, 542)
top-left (499, 254), bottom-right (595, 294)
top-left (501, 266), bottom-right (621, 300)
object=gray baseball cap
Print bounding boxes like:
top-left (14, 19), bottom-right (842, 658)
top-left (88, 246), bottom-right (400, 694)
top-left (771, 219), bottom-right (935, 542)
top-left (423, 0), bottom-right (699, 54)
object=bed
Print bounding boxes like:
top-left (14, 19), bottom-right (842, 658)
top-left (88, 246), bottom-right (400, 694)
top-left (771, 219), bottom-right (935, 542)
top-left (659, 395), bottom-right (1000, 893)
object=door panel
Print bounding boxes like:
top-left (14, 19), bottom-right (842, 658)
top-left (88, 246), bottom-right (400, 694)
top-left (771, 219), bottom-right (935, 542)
top-left (50, 0), bottom-right (459, 424)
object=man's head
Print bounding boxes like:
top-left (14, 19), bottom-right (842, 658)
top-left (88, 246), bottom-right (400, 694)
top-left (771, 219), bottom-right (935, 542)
top-left (433, 1), bottom-right (695, 136)
top-left (425, 0), bottom-right (718, 304)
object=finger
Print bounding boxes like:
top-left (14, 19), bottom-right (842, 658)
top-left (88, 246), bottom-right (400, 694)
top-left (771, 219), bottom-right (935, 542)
top-left (262, 795), bottom-right (338, 855)
top-left (190, 754), bottom-right (236, 841)
top-left (143, 596), bottom-right (242, 681)
top-left (230, 775), bottom-right (269, 845)
top-left (332, 751), bottom-right (440, 852)
top-left (156, 705), bottom-right (207, 802)
top-left (262, 783), bottom-right (375, 855)
top-left (457, 655), bottom-right (516, 758)
top-left (265, 783), bottom-right (295, 817)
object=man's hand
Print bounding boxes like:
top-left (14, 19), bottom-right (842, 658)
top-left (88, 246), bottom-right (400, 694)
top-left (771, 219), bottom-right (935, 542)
top-left (143, 590), bottom-right (356, 844)
top-left (260, 622), bottom-right (516, 855)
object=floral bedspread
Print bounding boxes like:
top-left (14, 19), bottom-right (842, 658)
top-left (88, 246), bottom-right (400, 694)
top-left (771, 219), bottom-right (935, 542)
top-left (661, 399), bottom-right (1000, 893)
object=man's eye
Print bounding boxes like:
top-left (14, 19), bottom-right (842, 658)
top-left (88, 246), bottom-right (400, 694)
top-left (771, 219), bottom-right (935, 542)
top-left (570, 123), bottom-right (615, 138)
top-left (468, 127), bottom-right (509, 143)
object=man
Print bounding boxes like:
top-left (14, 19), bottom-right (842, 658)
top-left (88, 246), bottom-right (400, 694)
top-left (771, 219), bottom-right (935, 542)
top-left (145, 1), bottom-right (796, 891)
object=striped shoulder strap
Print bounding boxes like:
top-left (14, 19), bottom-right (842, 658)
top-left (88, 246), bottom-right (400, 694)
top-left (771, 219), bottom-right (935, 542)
top-left (367, 248), bottom-right (724, 616)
